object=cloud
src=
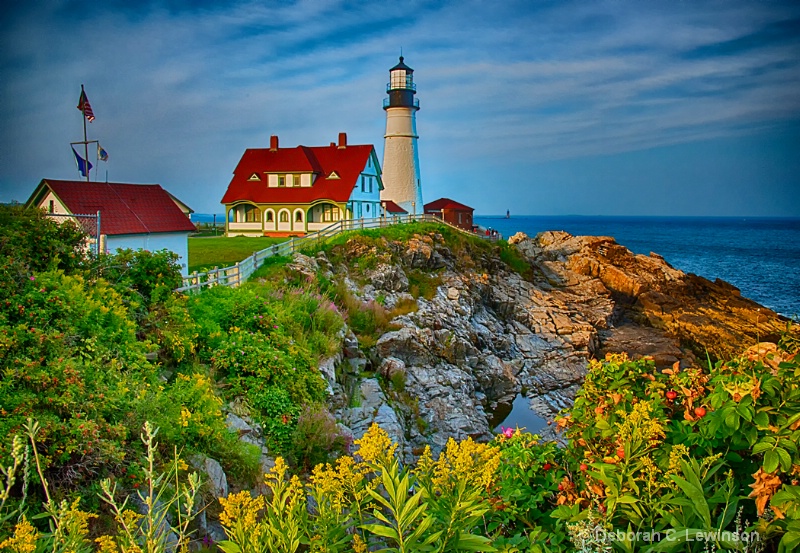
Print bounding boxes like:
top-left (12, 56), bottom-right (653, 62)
top-left (0, 0), bottom-right (798, 215)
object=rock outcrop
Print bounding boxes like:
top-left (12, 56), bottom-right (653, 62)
top-left (296, 229), bottom-right (790, 460)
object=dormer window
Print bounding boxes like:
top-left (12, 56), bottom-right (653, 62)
top-left (248, 173), bottom-right (261, 181)
top-left (327, 171), bottom-right (340, 180)
top-left (278, 175), bottom-right (286, 187)
top-left (293, 174), bottom-right (300, 187)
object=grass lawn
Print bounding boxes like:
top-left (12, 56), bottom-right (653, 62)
top-left (188, 236), bottom-right (286, 273)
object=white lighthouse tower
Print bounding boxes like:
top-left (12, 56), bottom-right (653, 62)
top-left (381, 56), bottom-right (423, 215)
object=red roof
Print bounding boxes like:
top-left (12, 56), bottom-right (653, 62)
top-left (221, 142), bottom-right (377, 205)
top-left (424, 197), bottom-right (474, 212)
top-left (381, 200), bottom-right (408, 214)
top-left (31, 180), bottom-right (196, 236)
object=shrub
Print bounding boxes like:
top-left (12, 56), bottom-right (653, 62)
top-left (0, 204), bottom-right (87, 302)
top-left (94, 248), bottom-right (183, 307)
top-left (288, 405), bottom-right (349, 472)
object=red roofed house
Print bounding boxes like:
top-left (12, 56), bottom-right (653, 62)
top-left (424, 198), bottom-right (474, 231)
top-left (26, 179), bottom-right (196, 274)
top-left (221, 133), bottom-right (383, 236)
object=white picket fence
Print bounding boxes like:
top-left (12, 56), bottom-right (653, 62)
top-left (178, 214), bottom-right (482, 293)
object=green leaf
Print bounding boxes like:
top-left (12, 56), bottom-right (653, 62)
top-left (752, 442), bottom-right (772, 455)
top-left (672, 469), bottom-right (711, 528)
top-left (764, 449), bottom-right (780, 473)
top-left (783, 411), bottom-right (800, 430)
top-left (362, 523), bottom-right (399, 541)
top-left (724, 409), bottom-right (739, 429)
top-left (779, 531), bottom-right (800, 553)
top-left (455, 534), bottom-right (497, 551)
top-left (776, 447), bottom-right (793, 472)
top-left (216, 541), bottom-right (242, 553)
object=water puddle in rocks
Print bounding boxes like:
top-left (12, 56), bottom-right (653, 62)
top-left (491, 393), bottom-right (548, 435)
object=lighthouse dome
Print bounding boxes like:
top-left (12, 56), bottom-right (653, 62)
top-left (391, 56), bottom-right (413, 73)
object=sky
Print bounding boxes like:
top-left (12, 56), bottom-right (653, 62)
top-left (1, 0), bottom-right (799, 217)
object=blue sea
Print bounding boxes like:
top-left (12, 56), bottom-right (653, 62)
top-left (475, 215), bottom-right (800, 319)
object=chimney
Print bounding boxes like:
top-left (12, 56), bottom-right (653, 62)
top-left (337, 132), bottom-right (347, 149)
top-left (269, 135), bottom-right (279, 151)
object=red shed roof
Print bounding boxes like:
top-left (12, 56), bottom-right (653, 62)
top-left (424, 197), bottom-right (474, 212)
top-left (28, 180), bottom-right (196, 236)
top-left (221, 141), bottom-right (378, 205)
top-left (381, 200), bottom-right (408, 214)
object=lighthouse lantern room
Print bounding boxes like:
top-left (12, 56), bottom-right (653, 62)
top-left (381, 56), bottom-right (423, 215)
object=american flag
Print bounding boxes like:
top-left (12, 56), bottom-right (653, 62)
top-left (77, 88), bottom-right (95, 122)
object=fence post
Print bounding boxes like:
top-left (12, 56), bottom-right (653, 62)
top-left (291, 237), bottom-right (295, 254)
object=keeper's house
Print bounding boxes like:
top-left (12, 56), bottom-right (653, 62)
top-left (26, 179), bottom-right (196, 274)
top-left (221, 133), bottom-right (383, 237)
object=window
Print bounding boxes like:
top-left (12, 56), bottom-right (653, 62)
top-left (247, 173), bottom-right (261, 181)
top-left (243, 205), bottom-right (261, 222)
top-left (369, 177), bottom-right (373, 194)
top-left (366, 204), bottom-right (370, 213)
top-left (295, 211), bottom-right (303, 222)
top-left (280, 211), bottom-right (289, 223)
top-left (322, 205), bottom-right (340, 222)
top-left (278, 175), bottom-right (286, 187)
top-left (293, 174), bottom-right (300, 187)
top-left (361, 175), bottom-right (365, 192)
top-left (48, 200), bottom-right (54, 213)
top-left (266, 211), bottom-right (274, 222)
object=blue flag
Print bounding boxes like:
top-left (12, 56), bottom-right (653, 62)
top-left (72, 146), bottom-right (93, 176)
top-left (98, 144), bottom-right (109, 162)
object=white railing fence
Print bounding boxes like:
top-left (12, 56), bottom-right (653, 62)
top-left (176, 214), bottom-right (496, 294)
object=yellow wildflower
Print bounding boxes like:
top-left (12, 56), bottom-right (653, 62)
top-left (180, 406), bottom-right (191, 427)
top-left (95, 535), bottom-right (119, 553)
top-left (615, 400), bottom-right (665, 447)
top-left (353, 424), bottom-right (397, 463)
top-left (419, 437), bottom-right (501, 493)
top-left (0, 516), bottom-right (38, 553)
top-left (352, 533), bottom-right (368, 553)
top-left (667, 445), bottom-right (690, 475)
top-left (218, 490), bottom-right (263, 530)
top-left (115, 509), bottom-right (144, 531)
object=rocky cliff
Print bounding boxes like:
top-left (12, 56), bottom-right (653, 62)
top-left (288, 229), bottom-right (791, 460)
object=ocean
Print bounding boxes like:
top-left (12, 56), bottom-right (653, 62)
top-left (475, 215), bottom-right (800, 319)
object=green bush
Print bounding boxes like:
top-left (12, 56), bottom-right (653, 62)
top-left (94, 248), bottom-right (183, 307)
top-left (0, 204), bottom-right (87, 302)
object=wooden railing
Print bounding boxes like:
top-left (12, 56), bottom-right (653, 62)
top-left (176, 214), bottom-right (496, 294)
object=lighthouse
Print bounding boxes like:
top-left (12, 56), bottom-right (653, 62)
top-left (381, 56), bottom-right (423, 215)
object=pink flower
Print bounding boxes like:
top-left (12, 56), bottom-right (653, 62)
top-left (29, 276), bottom-right (35, 281)
top-left (501, 426), bottom-right (514, 439)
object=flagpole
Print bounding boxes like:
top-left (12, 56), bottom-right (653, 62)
top-left (81, 84), bottom-right (89, 182)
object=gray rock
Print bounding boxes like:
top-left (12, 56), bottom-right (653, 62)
top-left (342, 378), bottom-right (406, 456)
top-left (189, 454), bottom-right (228, 498)
top-left (225, 413), bottom-right (262, 448)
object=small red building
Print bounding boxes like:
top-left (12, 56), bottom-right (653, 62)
top-left (424, 198), bottom-right (474, 231)
top-left (381, 199), bottom-right (408, 217)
